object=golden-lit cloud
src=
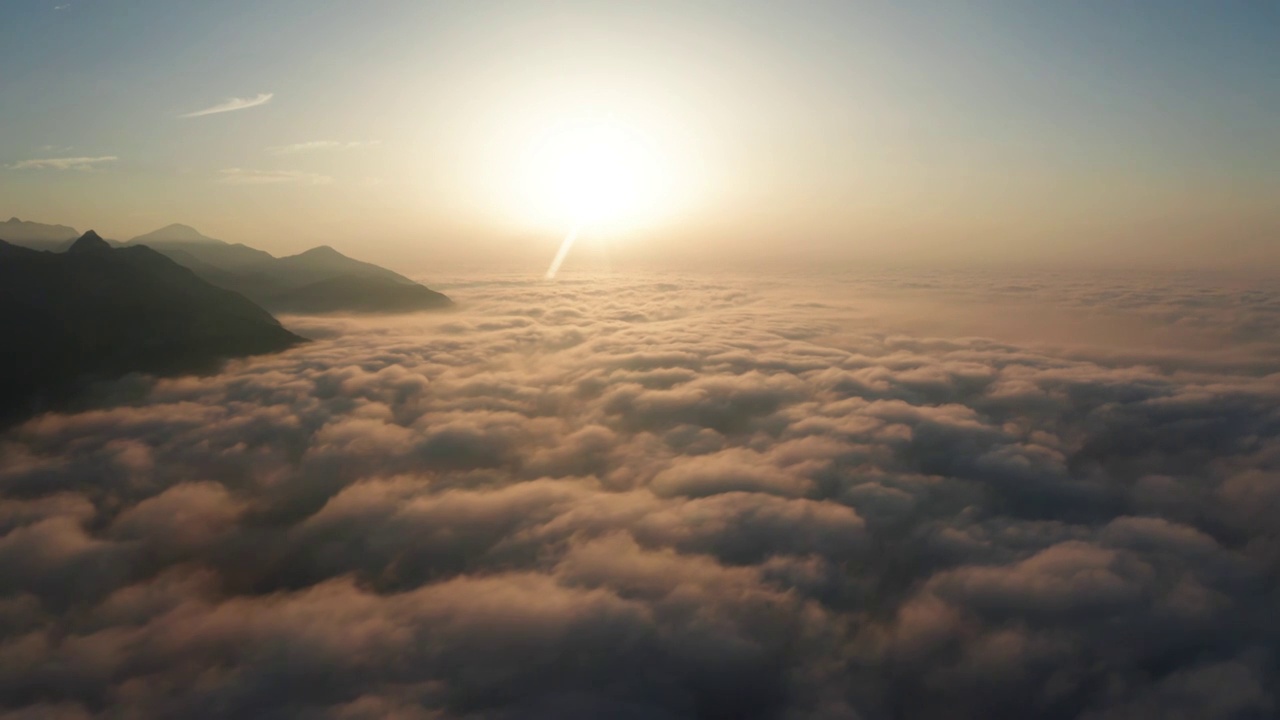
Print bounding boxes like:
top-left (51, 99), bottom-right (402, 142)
top-left (179, 92), bottom-right (274, 118)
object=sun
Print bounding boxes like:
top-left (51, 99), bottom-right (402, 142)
top-left (477, 101), bottom-right (698, 278)
top-left (520, 117), bottom-right (668, 232)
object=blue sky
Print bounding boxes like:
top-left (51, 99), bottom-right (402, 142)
top-left (1, 0), bottom-right (1276, 269)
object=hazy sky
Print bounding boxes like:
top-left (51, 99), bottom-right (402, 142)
top-left (1, 0), bottom-right (1276, 271)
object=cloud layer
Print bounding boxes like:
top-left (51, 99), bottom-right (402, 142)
top-left (0, 273), bottom-right (1277, 719)
top-left (179, 92), bottom-right (274, 118)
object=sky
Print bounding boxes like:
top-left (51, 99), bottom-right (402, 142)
top-left (1, 0), bottom-right (1277, 271)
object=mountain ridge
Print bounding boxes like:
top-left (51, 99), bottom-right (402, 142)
top-left (0, 217), bottom-right (81, 251)
top-left (3, 218), bottom-right (454, 313)
top-left (122, 222), bottom-right (452, 313)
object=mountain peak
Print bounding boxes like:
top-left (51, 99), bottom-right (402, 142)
top-left (131, 223), bottom-right (215, 244)
top-left (300, 245), bottom-right (344, 257)
top-left (157, 222), bottom-right (201, 235)
top-left (68, 230), bottom-right (111, 254)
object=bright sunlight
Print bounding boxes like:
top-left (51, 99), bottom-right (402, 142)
top-left (519, 117), bottom-right (671, 233)
top-left (513, 116), bottom-right (676, 279)
top-left (469, 91), bottom-right (701, 278)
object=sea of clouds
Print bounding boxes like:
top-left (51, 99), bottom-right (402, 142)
top-left (1, 270), bottom-right (1277, 719)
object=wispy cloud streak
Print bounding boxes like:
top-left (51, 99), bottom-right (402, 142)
top-left (267, 140), bottom-right (380, 155)
top-left (179, 92), bottom-right (274, 118)
top-left (218, 168), bottom-right (332, 185)
top-left (10, 156), bottom-right (117, 170)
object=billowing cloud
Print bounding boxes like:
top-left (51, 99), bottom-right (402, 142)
top-left (9, 156), bottom-right (116, 171)
top-left (0, 273), bottom-right (1277, 718)
top-left (217, 168), bottom-right (333, 185)
top-left (179, 92), bottom-right (274, 118)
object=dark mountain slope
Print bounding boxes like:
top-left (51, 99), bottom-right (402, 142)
top-left (0, 232), bottom-right (305, 423)
top-left (266, 273), bottom-right (453, 313)
top-left (276, 245), bottom-right (414, 285)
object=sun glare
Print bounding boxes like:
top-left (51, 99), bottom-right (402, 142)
top-left (475, 98), bottom-right (700, 278)
top-left (520, 118), bottom-right (669, 232)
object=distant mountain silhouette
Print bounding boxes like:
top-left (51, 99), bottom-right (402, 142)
top-left (127, 224), bottom-right (452, 313)
top-left (0, 216), bottom-right (81, 251)
top-left (0, 231), bottom-right (305, 424)
top-left (129, 224), bottom-right (276, 269)
top-left (130, 222), bottom-right (215, 244)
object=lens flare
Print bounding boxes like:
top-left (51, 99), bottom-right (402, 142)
top-left (544, 222), bottom-right (581, 280)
